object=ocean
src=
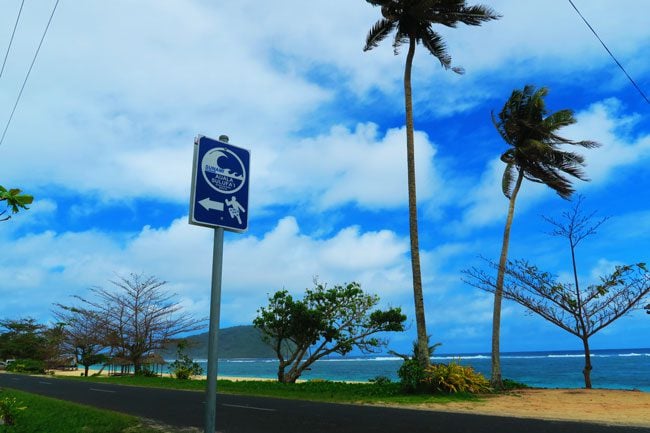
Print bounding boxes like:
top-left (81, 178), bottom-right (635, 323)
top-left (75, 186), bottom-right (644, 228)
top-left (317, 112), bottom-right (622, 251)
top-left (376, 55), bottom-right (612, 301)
top-left (192, 348), bottom-right (650, 391)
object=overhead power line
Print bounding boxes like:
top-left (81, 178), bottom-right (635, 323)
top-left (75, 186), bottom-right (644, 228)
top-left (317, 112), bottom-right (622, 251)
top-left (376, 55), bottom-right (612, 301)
top-left (0, 0), bottom-right (26, 80)
top-left (0, 0), bottom-right (61, 147)
top-left (567, 0), bottom-right (650, 105)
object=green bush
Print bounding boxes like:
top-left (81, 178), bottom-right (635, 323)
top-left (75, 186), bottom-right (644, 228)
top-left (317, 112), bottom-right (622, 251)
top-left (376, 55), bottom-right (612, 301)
top-left (0, 392), bottom-right (27, 426)
top-left (5, 359), bottom-right (45, 374)
top-left (168, 343), bottom-right (203, 380)
top-left (134, 367), bottom-right (159, 378)
top-left (421, 361), bottom-right (490, 394)
top-left (501, 378), bottom-right (530, 390)
top-left (369, 375), bottom-right (392, 385)
top-left (397, 359), bottom-right (427, 393)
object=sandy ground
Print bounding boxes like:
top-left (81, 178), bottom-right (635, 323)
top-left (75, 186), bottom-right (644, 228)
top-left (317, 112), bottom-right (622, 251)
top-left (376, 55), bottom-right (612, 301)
top-left (48, 370), bottom-right (650, 427)
top-left (401, 388), bottom-right (650, 428)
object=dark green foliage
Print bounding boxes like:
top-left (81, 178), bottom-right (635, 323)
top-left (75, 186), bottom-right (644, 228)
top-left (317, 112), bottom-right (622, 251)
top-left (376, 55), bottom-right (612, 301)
top-left (0, 319), bottom-right (47, 361)
top-left (134, 368), bottom-right (159, 378)
top-left (421, 361), bottom-right (490, 394)
top-left (501, 379), bottom-right (531, 390)
top-left (0, 185), bottom-right (32, 222)
top-left (168, 341), bottom-right (203, 380)
top-left (397, 359), bottom-right (427, 393)
top-left (5, 359), bottom-right (45, 374)
top-left (392, 337), bottom-right (441, 393)
top-left (369, 375), bottom-right (392, 385)
top-left (363, 0), bottom-right (500, 71)
top-left (493, 85), bottom-right (600, 200)
top-left (254, 281), bottom-right (406, 383)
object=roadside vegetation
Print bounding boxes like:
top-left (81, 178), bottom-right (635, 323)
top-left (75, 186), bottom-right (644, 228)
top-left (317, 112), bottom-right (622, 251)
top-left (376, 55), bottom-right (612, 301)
top-left (0, 388), bottom-right (197, 433)
top-left (45, 374), bottom-right (483, 405)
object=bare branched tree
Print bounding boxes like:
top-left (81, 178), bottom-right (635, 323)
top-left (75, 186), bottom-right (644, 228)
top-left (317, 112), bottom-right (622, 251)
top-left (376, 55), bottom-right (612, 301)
top-left (52, 304), bottom-right (109, 376)
top-left (71, 273), bottom-right (205, 373)
top-left (463, 200), bottom-right (650, 388)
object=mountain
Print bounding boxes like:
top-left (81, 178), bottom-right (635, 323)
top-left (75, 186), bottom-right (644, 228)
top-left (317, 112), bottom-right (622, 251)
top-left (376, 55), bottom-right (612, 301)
top-left (161, 325), bottom-right (276, 360)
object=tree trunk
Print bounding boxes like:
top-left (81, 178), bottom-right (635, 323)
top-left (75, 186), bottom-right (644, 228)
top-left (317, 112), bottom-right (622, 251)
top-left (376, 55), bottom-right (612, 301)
top-left (491, 169), bottom-right (524, 389)
top-left (582, 337), bottom-right (593, 389)
top-left (278, 362), bottom-right (286, 383)
top-left (84, 365), bottom-right (89, 377)
top-left (404, 36), bottom-right (429, 369)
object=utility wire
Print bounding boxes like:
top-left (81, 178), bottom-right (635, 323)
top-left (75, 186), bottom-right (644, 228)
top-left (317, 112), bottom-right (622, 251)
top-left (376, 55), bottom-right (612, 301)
top-left (568, 0), bottom-right (650, 105)
top-left (0, 0), bottom-right (26, 80)
top-left (0, 0), bottom-right (61, 147)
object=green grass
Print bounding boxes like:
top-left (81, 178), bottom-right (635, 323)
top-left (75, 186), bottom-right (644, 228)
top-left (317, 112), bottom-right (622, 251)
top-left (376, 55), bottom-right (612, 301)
top-left (54, 374), bottom-right (482, 405)
top-left (0, 388), bottom-right (189, 433)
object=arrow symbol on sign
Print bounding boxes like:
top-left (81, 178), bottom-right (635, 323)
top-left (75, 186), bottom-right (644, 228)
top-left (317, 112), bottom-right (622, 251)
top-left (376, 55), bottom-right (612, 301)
top-left (198, 197), bottom-right (224, 211)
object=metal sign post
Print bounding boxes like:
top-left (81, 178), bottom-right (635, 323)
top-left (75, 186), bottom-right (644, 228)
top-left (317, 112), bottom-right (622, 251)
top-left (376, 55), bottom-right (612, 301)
top-left (204, 226), bottom-right (224, 433)
top-left (189, 134), bottom-right (250, 433)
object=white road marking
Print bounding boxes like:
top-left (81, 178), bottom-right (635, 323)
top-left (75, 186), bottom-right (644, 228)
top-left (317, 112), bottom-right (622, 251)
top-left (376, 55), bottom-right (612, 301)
top-left (38, 381), bottom-right (52, 385)
top-left (222, 403), bottom-right (276, 412)
top-left (89, 388), bottom-right (116, 393)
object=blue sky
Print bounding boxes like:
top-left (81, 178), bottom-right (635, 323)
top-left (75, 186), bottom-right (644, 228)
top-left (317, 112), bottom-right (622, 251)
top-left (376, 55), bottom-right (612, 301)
top-left (0, 1), bottom-right (649, 354)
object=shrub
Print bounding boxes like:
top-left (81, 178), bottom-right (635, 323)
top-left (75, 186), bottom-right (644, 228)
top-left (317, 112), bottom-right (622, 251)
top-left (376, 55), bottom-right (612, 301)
top-left (397, 359), bottom-right (427, 393)
top-left (168, 342), bottom-right (203, 380)
top-left (501, 378), bottom-right (530, 390)
top-left (5, 359), bottom-right (45, 374)
top-left (393, 338), bottom-right (442, 393)
top-left (421, 361), bottom-right (490, 394)
top-left (0, 393), bottom-right (27, 426)
top-left (135, 367), bottom-right (159, 378)
top-left (369, 375), bottom-right (392, 385)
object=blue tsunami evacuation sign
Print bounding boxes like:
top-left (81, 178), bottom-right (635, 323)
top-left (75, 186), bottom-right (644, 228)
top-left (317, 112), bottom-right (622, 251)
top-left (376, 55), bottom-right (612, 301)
top-left (189, 135), bottom-right (250, 232)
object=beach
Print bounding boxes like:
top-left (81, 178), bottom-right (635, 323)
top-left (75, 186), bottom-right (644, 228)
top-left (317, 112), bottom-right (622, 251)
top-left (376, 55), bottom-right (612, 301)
top-left (47, 369), bottom-right (650, 427)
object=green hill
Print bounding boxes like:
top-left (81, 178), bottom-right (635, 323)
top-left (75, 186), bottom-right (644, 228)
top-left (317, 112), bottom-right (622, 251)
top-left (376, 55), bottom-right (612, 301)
top-left (162, 325), bottom-right (276, 359)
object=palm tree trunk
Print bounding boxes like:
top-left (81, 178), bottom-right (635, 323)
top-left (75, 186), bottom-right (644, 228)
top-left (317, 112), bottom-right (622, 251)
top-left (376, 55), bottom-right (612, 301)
top-left (404, 36), bottom-right (429, 368)
top-left (491, 169), bottom-right (524, 389)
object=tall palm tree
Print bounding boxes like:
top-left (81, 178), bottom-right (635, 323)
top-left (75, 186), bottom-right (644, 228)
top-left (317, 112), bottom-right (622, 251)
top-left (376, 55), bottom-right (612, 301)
top-left (363, 0), bottom-right (499, 368)
top-left (490, 85), bottom-right (600, 388)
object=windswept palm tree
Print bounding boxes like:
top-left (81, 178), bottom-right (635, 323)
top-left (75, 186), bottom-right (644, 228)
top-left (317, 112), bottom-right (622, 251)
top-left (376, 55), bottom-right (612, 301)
top-left (363, 0), bottom-right (499, 368)
top-left (490, 85), bottom-right (600, 388)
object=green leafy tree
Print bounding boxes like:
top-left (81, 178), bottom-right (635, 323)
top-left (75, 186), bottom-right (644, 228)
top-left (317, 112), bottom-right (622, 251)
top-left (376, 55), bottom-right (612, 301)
top-left (363, 0), bottom-right (499, 368)
top-left (254, 282), bottom-right (406, 383)
top-left (464, 201), bottom-right (650, 388)
top-left (0, 186), bottom-right (32, 221)
top-left (488, 85), bottom-right (600, 388)
top-left (0, 318), bottom-right (47, 361)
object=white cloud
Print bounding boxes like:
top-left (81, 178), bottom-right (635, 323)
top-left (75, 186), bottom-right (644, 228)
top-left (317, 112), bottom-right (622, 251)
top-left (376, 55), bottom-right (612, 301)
top-left (0, 214), bottom-right (413, 325)
top-left (253, 123), bottom-right (445, 211)
top-left (567, 99), bottom-right (650, 187)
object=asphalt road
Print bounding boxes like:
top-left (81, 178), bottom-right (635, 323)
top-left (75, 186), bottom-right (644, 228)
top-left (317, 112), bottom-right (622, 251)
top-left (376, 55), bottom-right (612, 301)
top-left (1, 373), bottom-right (647, 433)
